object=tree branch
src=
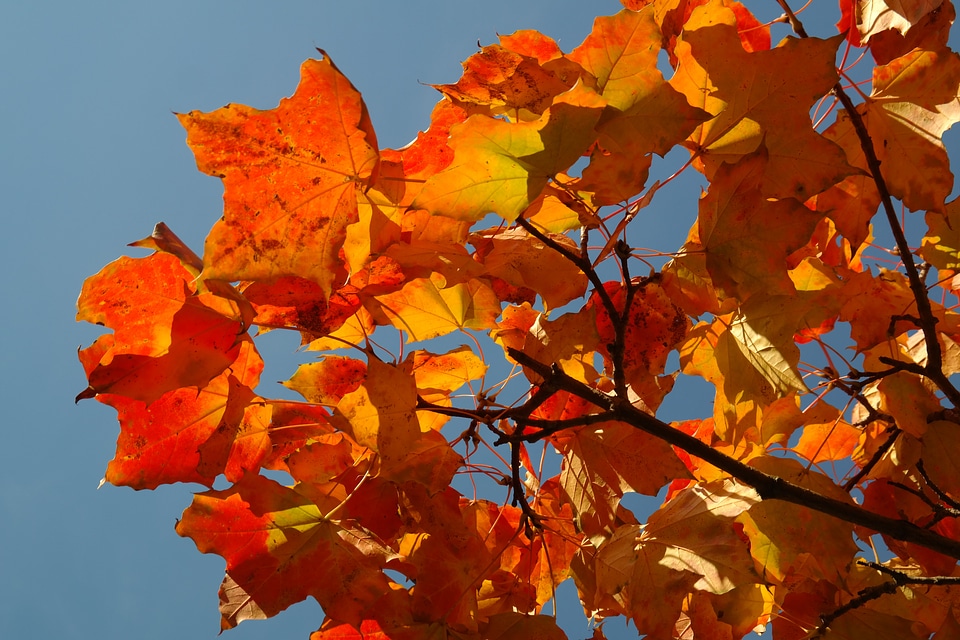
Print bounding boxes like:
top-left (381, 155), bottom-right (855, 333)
top-left (507, 347), bottom-right (960, 560)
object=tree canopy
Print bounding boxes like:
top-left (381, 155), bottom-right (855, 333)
top-left (77, 0), bottom-right (960, 638)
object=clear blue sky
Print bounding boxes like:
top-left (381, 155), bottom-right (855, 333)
top-left (2, 2), bottom-right (943, 640)
top-left (1, 3), bottom-right (627, 639)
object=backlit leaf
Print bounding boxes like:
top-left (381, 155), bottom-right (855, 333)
top-left (179, 54), bottom-right (379, 294)
top-left (332, 358), bottom-right (422, 472)
top-left (593, 480), bottom-right (760, 637)
top-left (76, 253), bottom-right (245, 404)
top-left (697, 150), bottom-right (824, 302)
top-left (728, 306), bottom-right (809, 395)
top-left (856, 0), bottom-right (945, 43)
top-left (433, 44), bottom-right (573, 117)
top-left (470, 227), bottom-right (587, 310)
top-left (406, 346), bottom-right (487, 399)
top-left (793, 403), bottom-right (861, 464)
top-left (737, 458), bottom-right (859, 584)
top-left (413, 82), bottom-right (605, 222)
top-left (561, 420), bottom-right (691, 497)
top-left (176, 473), bottom-right (391, 629)
top-left (373, 273), bottom-right (500, 342)
top-left (829, 47), bottom-right (960, 213)
top-left (284, 356), bottom-right (367, 405)
top-left (671, 3), bottom-right (851, 199)
top-left (921, 196), bottom-right (960, 270)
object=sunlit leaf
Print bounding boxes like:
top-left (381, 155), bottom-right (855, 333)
top-left (413, 83), bottom-right (605, 222)
top-left (373, 273), bottom-right (500, 342)
top-left (179, 54), bottom-right (379, 294)
top-left (697, 150), bottom-right (824, 302)
top-left (176, 473), bottom-right (391, 629)
top-left (671, 3), bottom-right (852, 199)
top-left (593, 480), bottom-right (760, 637)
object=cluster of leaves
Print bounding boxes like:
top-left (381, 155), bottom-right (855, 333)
top-left (77, 0), bottom-right (960, 637)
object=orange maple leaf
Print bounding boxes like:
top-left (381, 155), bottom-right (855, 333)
top-left (177, 473), bottom-right (392, 630)
top-left (670, 3), bottom-right (853, 199)
top-left (179, 53), bottom-right (379, 294)
top-left (412, 83), bottom-right (605, 222)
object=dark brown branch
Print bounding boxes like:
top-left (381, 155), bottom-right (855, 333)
top-left (843, 427), bottom-right (900, 492)
top-left (816, 560), bottom-right (960, 636)
top-left (612, 240), bottom-right (635, 397)
top-left (776, 0), bottom-right (960, 409)
top-left (507, 346), bottom-right (960, 560)
top-left (862, 559), bottom-right (960, 585)
top-left (495, 412), bottom-right (617, 445)
top-left (814, 580), bottom-right (899, 637)
top-left (916, 459), bottom-right (960, 514)
top-left (509, 435), bottom-right (543, 536)
top-left (417, 396), bottom-right (496, 422)
top-left (515, 214), bottom-right (634, 397)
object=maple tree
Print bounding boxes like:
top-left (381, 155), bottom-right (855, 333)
top-left (75, 0), bottom-right (960, 637)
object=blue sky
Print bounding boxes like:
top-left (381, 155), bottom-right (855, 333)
top-left (2, 3), bottom-right (628, 639)
top-left (2, 2), bottom-right (941, 639)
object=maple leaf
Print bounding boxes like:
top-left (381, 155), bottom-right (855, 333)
top-left (470, 227), bottom-right (587, 310)
top-left (432, 44), bottom-right (574, 117)
top-left (559, 420), bottom-right (691, 508)
top-left (726, 283), bottom-right (840, 396)
top-left (178, 53), bottom-right (379, 295)
top-left (807, 172), bottom-right (881, 251)
top-left (697, 150), bottom-right (824, 303)
top-left (527, 477), bottom-right (583, 604)
top-left (737, 458), bottom-right (859, 585)
top-left (520, 307), bottom-right (602, 385)
top-left (827, 46), bottom-right (960, 213)
top-left (176, 473), bottom-right (392, 630)
top-left (854, 0), bottom-right (946, 44)
top-left (482, 613), bottom-right (567, 640)
top-left (792, 403), bottom-right (861, 464)
top-left (76, 253), bottom-right (246, 405)
top-left (572, 8), bottom-right (711, 204)
top-left (405, 346), bottom-right (487, 405)
top-left (921, 419), bottom-right (960, 501)
top-left (867, 0), bottom-right (955, 64)
top-left (284, 355), bottom-right (367, 405)
top-left (839, 268), bottom-right (960, 351)
top-left (920, 196), bottom-right (960, 271)
top-left (310, 586), bottom-right (452, 640)
top-left (591, 480), bottom-right (760, 637)
top-left (569, 7), bottom-right (679, 113)
top-left (342, 100), bottom-right (471, 274)
top-left (412, 82), bottom-right (605, 222)
top-left (241, 276), bottom-right (362, 341)
top-left (680, 317), bottom-right (782, 444)
top-left (372, 273), bottom-right (501, 342)
top-left (656, 0), bottom-right (772, 64)
top-left (93, 340), bottom-right (264, 489)
top-left (670, 2), bottom-right (852, 199)
top-left (331, 358), bottom-right (422, 471)
top-left (395, 485), bottom-right (496, 629)
top-left (589, 276), bottom-right (691, 407)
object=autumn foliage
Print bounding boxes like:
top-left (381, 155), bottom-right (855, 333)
top-left (77, 0), bottom-right (960, 637)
